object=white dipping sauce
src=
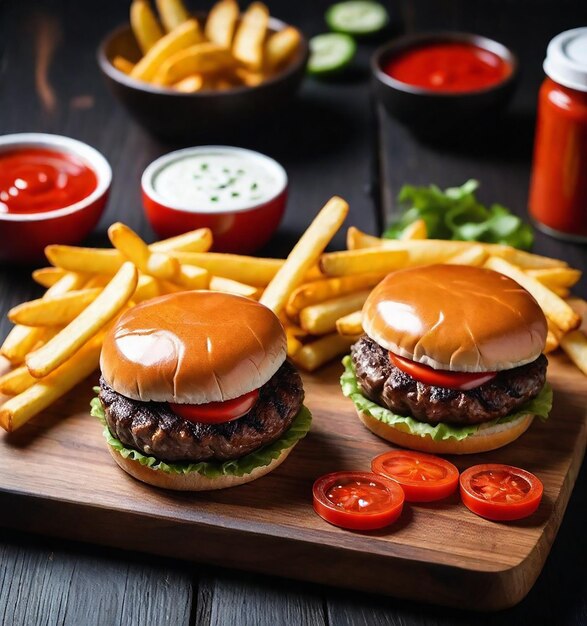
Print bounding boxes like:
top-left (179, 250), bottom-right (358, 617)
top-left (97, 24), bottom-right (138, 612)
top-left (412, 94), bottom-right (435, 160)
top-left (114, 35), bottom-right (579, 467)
top-left (153, 152), bottom-right (280, 212)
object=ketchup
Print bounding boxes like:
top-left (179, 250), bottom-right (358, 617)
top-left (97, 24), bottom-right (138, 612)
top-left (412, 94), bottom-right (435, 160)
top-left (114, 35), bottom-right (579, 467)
top-left (384, 42), bottom-right (511, 93)
top-left (528, 29), bottom-right (587, 239)
top-left (0, 148), bottom-right (97, 214)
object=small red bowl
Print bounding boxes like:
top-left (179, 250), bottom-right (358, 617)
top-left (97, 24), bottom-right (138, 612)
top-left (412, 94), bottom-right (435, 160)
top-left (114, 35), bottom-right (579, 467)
top-left (0, 133), bottom-right (111, 264)
top-left (141, 146), bottom-right (287, 254)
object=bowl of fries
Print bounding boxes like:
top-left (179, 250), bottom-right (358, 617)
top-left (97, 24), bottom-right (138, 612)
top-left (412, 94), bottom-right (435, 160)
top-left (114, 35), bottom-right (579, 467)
top-left (97, 0), bottom-right (308, 139)
top-left (0, 133), bottom-right (111, 264)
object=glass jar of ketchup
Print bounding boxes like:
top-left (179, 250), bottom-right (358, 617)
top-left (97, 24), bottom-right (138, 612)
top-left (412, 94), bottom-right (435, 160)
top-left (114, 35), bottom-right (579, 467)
top-left (529, 28), bottom-right (587, 240)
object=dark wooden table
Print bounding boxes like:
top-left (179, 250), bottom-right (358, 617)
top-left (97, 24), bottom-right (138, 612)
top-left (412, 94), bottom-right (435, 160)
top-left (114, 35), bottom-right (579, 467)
top-left (1, 0), bottom-right (586, 624)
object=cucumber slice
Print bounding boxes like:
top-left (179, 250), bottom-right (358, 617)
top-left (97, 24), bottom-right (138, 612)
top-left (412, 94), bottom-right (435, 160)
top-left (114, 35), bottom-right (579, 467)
top-left (308, 33), bottom-right (357, 76)
top-left (326, 1), bottom-right (389, 36)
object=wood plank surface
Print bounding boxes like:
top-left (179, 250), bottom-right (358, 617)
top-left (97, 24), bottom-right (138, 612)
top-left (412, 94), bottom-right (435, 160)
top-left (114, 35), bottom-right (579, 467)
top-left (0, 351), bottom-right (584, 611)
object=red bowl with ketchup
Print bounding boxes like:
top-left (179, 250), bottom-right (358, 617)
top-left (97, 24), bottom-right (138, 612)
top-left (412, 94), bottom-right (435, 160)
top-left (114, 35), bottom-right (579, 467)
top-left (372, 33), bottom-right (518, 131)
top-left (0, 133), bottom-right (111, 263)
top-left (142, 146), bottom-right (288, 254)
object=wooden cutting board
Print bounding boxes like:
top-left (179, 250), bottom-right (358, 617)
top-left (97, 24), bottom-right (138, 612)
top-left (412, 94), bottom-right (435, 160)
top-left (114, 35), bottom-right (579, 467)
top-left (0, 352), bottom-right (584, 611)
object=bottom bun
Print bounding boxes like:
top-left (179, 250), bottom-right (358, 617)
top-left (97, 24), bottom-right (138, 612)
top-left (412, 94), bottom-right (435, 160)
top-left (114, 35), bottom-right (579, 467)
top-left (108, 444), bottom-right (295, 491)
top-left (356, 409), bottom-right (534, 455)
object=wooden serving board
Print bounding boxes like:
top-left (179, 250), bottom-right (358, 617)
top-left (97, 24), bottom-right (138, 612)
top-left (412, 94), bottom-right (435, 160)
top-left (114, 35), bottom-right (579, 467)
top-left (0, 352), bottom-right (585, 611)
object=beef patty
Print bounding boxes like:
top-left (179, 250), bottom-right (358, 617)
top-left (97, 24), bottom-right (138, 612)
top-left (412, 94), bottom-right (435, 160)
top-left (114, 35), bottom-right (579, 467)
top-left (99, 360), bottom-right (304, 463)
top-left (351, 336), bottom-right (547, 425)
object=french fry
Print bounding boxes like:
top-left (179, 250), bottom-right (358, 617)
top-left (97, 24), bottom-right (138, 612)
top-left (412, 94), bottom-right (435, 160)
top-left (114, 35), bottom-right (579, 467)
top-left (171, 251), bottom-right (282, 286)
top-left (489, 245), bottom-right (567, 269)
top-left (232, 2), bottom-right (269, 70)
top-left (156, 0), bottom-right (191, 32)
top-left (399, 219), bottom-right (427, 240)
top-left (172, 74), bottom-right (204, 92)
top-left (205, 0), bottom-right (239, 48)
top-left (113, 55), bottom-right (137, 74)
top-left (551, 287), bottom-right (570, 298)
top-left (209, 276), bottom-right (262, 299)
top-left (131, 19), bottom-right (202, 82)
top-left (26, 262), bottom-right (138, 378)
top-left (83, 275), bottom-right (111, 289)
top-left (233, 67), bottom-right (264, 86)
top-left (1, 273), bottom-right (86, 363)
top-left (154, 42), bottom-right (237, 85)
top-left (130, 0), bottom-right (163, 53)
top-left (544, 331), bottom-right (560, 354)
top-left (260, 196), bottom-right (349, 315)
top-left (560, 330), bottom-right (587, 376)
top-left (174, 265), bottom-right (210, 290)
top-left (8, 288), bottom-right (103, 327)
top-left (336, 310), bottom-right (363, 337)
top-left (265, 26), bottom-right (301, 70)
top-left (299, 291), bottom-right (371, 335)
top-left (446, 244), bottom-right (488, 266)
top-left (320, 248), bottom-right (408, 277)
top-left (526, 267), bottom-right (582, 290)
top-left (292, 334), bottom-right (356, 372)
top-left (0, 364), bottom-right (37, 395)
top-left (285, 328), bottom-right (303, 357)
top-left (484, 256), bottom-right (580, 332)
top-left (32, 267), bottom-right (69, 288)
top-left (0, 338), bottom-right (102, 432)
top-left (133, 274), bottom-right (161, 302)
top-left (45, 245), bottom-right (124, 275)
top-left (108, 222), bottom-right (179, 280)
top-left (286, 273), bottom-right (383, 318)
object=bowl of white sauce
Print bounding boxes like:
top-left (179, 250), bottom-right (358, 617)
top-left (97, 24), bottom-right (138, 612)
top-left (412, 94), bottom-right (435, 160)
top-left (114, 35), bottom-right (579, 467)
top-left (142, 146), bottom-right (288, 253)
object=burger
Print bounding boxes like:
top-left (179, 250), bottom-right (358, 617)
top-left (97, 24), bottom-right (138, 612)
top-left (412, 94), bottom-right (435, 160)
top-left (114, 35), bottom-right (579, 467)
top-left (341, 264), bottom-right (552, 454)
top-left (90, 291), bottom-right (311, 490)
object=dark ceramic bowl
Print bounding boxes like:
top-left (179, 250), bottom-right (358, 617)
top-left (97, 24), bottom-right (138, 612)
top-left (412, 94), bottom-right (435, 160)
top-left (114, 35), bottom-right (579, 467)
top-left (371, 32), bottom-right (518, 130)
top-left (97, 16), bottom-right (308, 140)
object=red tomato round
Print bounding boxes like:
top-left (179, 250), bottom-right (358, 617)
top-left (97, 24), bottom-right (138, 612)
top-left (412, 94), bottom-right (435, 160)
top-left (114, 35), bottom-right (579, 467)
top-left (389, 352), bottom-right (496, 390)
top-left (170, 389), bottom-right (259, 424)
top-left (371, 451), bottom-right (459, 502)
top-left (313, 471), bottom-right (405, 531)
top-left (460, 464), bottom-right (543, 521)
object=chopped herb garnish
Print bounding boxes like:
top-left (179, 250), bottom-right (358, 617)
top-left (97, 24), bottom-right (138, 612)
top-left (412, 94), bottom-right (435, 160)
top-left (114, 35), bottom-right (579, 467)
top-left (210, 195), bottom-right (219, 202)
top-left (250, 182), bottom-right (258, 190)
top-left (222, 167), bottom-right (230, 173)
top-left (236, 169), bottom-right (245, 175)
top-left (231, 192), bottom-right (240, 197)
top-left (201, 163), bottom-right (209, 171)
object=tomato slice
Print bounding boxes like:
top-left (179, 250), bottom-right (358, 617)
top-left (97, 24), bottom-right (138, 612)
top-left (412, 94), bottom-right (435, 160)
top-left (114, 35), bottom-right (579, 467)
top-left (313, 471), bottom-right (405, 530)
top-left (371, 451), bottom-right (459, 502)
top-left (169, 389), bottom-right (259, 424)
top-left (460, 464), bottom-right (543, 521)
top-left (389, 352), bottom-right (496, 390)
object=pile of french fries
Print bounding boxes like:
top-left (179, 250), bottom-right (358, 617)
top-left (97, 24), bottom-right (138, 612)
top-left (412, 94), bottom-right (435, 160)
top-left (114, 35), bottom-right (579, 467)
top-left (114, 0), bottom-right (301, 91)
top-left (1, 199), bottom-right (585, 433)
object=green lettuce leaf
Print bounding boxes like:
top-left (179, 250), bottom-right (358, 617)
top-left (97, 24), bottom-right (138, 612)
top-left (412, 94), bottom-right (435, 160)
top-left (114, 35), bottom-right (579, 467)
top-left (340, 356), bottom-right (552, 442)
top-left (382, 180), bottom-right (534, 250)
top-left (90, 390), bottom-right (312, 478)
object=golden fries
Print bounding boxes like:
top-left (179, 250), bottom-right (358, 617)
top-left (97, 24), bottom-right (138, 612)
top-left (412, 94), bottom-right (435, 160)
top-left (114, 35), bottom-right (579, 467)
top-left (484, 256), bottom-right (580, 333)
top-left (336, 310), bottom-right (363, 337)
top-left (527, 267), bottom-right (582, 290)
top-left (209, 276), bottom-right (261, 298)
top-left (292, 334), bottom-right (356, 372)
top-left (320, 248), bottom-right (408, 276)
top-left (131, 19), bottom-right (202, 82)
top-left (156, 0), bottom-right (191, 32)
top-left (205, 0), bottom-right (239, 47)
top-left (154, 42), bottom-right (237, 85)
top-left (300, 291), bottom-right (371, 335)
top-left (260, 196), bottom-right (349, 315)
top-left (561, 330), bottom-right (587, 375)
top-left (0, 364), bottom-right (37, 396)
top-left (32, 267), bottom-right (71, 288)
top-left (232, 2), bottom-right (269, 69)
top-left (131, 0), bottom-right (164, 53)
top-left (46, 245), bottom-right (123, 275)
top-left (447, 244), bottom-right (488, 266)
top-left (113, 56), bottom-right (136, 74)
top-left (0, 338), bottom-right (102, 432)
top-left (26, 263), bottom-right (138, 378)
top-left (174, 265), bottom-right (210, 289)
top-left (399, 219), bottom-right (427, 240)
top-left (265, 26), bottom-right (301, 70)
top-left (173, 74), bottom-right (204, 92)
top-left (8, 288), bottom-right (102, 327)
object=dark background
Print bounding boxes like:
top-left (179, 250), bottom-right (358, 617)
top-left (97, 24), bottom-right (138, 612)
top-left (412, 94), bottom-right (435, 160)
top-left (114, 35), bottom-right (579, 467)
top-left (0, 1), bottom-right (586, 624)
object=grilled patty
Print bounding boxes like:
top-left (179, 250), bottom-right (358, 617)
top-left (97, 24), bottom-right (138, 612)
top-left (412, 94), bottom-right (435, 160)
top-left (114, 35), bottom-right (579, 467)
top-left (351, 336), bottom-right (547, 425)
top-left (99, 360), bottom-right (304, 463)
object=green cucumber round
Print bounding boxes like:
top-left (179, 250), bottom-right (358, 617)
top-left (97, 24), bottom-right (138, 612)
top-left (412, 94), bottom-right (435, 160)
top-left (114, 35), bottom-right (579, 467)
top-left (326, 1), bottom-right (389, 36)
top-left (307, 33), bottom-right (357, 76)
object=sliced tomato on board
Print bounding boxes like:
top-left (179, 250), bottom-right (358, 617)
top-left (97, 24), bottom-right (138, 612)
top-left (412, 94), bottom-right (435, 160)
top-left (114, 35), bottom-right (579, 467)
top-left (460, 464), bottom-right (543, 521)
top-left (313, 471), bottom-right (405, 530)
top-left (170, 389), bottom-right (259, 424)
top-left (371, 451), bottom-right (459, 502)
top-left (389, 352), bottom-right (496, 390)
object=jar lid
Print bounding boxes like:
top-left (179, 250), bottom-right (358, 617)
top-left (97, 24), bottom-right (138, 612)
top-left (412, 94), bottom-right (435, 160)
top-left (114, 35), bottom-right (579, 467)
top-left (544, 27), bottom-right (587, 92)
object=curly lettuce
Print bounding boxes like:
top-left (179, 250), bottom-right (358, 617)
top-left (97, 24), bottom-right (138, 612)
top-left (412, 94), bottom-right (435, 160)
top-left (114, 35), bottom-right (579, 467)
top-left (90, 390), bottom-right (311, 478)
top-left (340, 356), bottom-right (552, 442)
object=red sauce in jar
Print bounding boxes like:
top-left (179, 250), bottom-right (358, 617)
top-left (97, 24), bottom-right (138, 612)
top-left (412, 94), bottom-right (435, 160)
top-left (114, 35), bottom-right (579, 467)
top-left (384, 42), bottom-right (511, 93)
top-left (0, 148), bottom-right (97, 214)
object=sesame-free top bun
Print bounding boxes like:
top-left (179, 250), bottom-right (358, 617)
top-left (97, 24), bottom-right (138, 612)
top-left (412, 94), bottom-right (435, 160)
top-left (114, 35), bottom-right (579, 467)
top-left (362, 265), bottom-right (547, 372)
top-left (100, 291), bottom-right (287, 404)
